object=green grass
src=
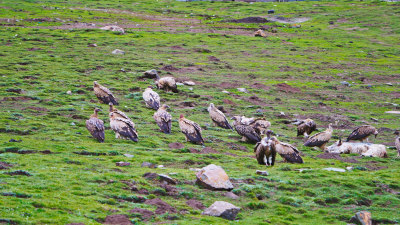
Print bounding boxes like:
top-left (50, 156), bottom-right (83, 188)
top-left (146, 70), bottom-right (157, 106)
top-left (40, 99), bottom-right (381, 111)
top-left (0, 0), bottom-right (399, 224)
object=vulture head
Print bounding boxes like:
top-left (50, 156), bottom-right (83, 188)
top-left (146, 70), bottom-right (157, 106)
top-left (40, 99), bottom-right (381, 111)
top-left (261, 137), bottom-right (269, 146)
top-left (109, 102), bottom-right (115, 112)
top-left (207, 103), bottom-right (215, 112)
top-left (94, 108), bottom-right (102, 113)
top-left (179, 114), bottom-right (185, 119)
top-left (305, 118), bottom-right (313, 127)
top-left (230, 116), bottom-right (242, 126)
top-left (161, 104), bottom-right (170, 110)
top-left (265, 129), bottom-right (273, 138)
top-left (374, 129), bottom-right (379, 138)
top-left (93, 81), bottom-right (99, 87)
top-left (109, 112), bottom-right (116, 119)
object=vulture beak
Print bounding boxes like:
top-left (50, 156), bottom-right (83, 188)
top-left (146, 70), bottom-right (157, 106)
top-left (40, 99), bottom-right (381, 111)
top-left (98, 109), bottom-right (102, 112)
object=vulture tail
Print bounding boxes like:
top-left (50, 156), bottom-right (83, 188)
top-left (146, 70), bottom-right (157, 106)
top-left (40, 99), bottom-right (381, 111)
top-left (110, 96), bottom-right (119, 106)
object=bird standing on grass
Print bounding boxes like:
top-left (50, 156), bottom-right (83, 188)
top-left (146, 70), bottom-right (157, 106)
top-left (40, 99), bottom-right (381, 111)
top-left (93, 81), bottom-right (118, 105)
top-left (86, 108), bottom-right (105, 143)
top-left (143, 86), bottom-right (160, 110)
top-left (254, 130), bottom-right (275, 166)
top-left (179, 114), bottom-right (204, 145)
top-left (304, 123), bottom-right (333, 151)
top-left (155, 77), bottom-right (178, 93)
top-left (268, 136), bottom-right (303, 163)
top-left (231, 116), bottom-right (261, 143)
top-left (109, 112), bottom-right (138, 142)
top-left (208, 103), bottom-right (233, 130)
top-left (346, 125), bottom-right (378, 143)
top-left (153, 104), bottom-right (172, 134)
top-left (296, 118), bottom-right (316, 138)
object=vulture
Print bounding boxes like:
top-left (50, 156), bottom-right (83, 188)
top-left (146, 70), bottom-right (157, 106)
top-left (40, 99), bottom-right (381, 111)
top-left (249, 118), bottom-right (271, 136)
top-left (153, 104), bottom-right (172, 134)
top-left (296, 118), bottom-right (317, 137)
top-left (108, 103), bottom-right (136, 128)
top-left (93, 81), bottom-right (118, 105)
top-left (254, 130), bottom-right (275, 166)
top-left (346, 125), bottom-right (378, 143)
top-left (207, 103), bottom-right (233, 130)
top-left (85, 108), bottom-right (105, 143)
top-left (109, 112), bottom-right (138, 142)
top-left (179, 114), bottom-right (204, 145)
top-left (231, 116), bottom-right (261, 143)
top-left (142, 87), bottom-right (160, 110)
top-left (304, 123), bottom-right (333, 150)
top-left (155, 77), bottom-right (178, 93)
top-left (268, 137), bottom-right (303, 163)
top-left (394, 130), bottom-right (400, 158)
top-left (239, 116), bottom-right (256, 126)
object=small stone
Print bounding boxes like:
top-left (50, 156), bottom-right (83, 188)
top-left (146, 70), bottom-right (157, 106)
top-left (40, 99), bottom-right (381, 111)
top-left (112, 49), bottom-right (125, 55)
top-left (385, 82), bottom-right (393, 86)
top-left (202, 201), bottom-right (240, 220)
top-left (88, 43), bottom-right (97, 47)
top-left (370, 117), bottom-right (378, 122)
top-left (340, 81), bottom-right (351, 86)
top-left (123, 154), bottom-right (134, 158)
top-left (237, 88), bottom-right (248, 93)
top-left (256, 109), bottom-right (263, 113)
top-left (116, 162), bottom-right (130, 167)
top-left (141, 162), bottom-right (157, 168)
top-left (323, 167), bottom-right (346, 172)
top-left (350, 211), bottom-right (372, 225)
top-left (157, 165), bottom-right (164, 168)
top-left (183, 81), bottom-right (196, 86)
top-left (385, 111), bottom-right (400, 114)
top-left (222, 90), bottom-right (230, 94)
top-left (256, 170), bottom-right (269, 176)
top-left (189, 168), bottom-right (201, 172)
top-left (346, 167), bottom-right (353, 171)
top-left (196, 164), bottom-right (233, 191)
top-left (158, 174), bottom-right (177, 185)
top-left (100, 25), bottom-right (125, 33)
top-left (70, 122), bottom-right (76, 126)
top-left (280, 112), bottom-right (285, 116)
top-left (254, 29), bottom-right (267, 37)
top-left (66, 90), bottom-right (72, 95)
top-left (225, 192), bottom-right (239, 200)
top-left (143, 69), bottom-right (158, 79)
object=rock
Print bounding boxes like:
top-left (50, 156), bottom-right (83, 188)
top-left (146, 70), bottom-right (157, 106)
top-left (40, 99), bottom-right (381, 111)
top-left (237, 88), bottom-right (248, 93)
top-left (157, 165), bottom-right (165, 168)
top-left (268, 9), bottom-right (275, 14)
top-left (116, 162), bottom-right (130, 167)
top-left (323, 167), bottom-right (346, 172)
top-left (104, 214), bottom-right (132, 225)
top-left (123, 153), bottom-right (134, 158)
top-left (183, 81), bottom-right (196, 86)
top-left (256, 170), bottom-right (269, 176)
top-left (141, 162), bottom-right (157, 168)
top-left (158, 174), bottom-right (177, 185)
top-left (225, 192), bottom-right (239, 200)
top-left (143, 69), bottom-right (159, 79)
top-left (370, 117), bottom-right (378, 122)
top-left (196, 164), bottom-right (234, 191)
top-left (70, 122), bottom-right (76, 126)
top-left (112, 49), bottom-right (125, 55)
top-left (385, 82), bottom-right (393, 86)
top-left (254, 29), bottom-right (267, 37)
top-left (385, 111), bottom-right (400, 114)
top-left (186, 199), bottom-right (206, 210)
top-left (349, 211), bottom-right (372, 225)
top-left (202, 201), bottom-right (240, 220)
top-left (340, 81), bottom-right (351, 86)
top-left (9, 139), bottom-right (22, 143)
top-left (222, 90), bottom-right (230, 94)
top-left (66, 90), bottom-right (72, 95)
top-left (100, 25), bottom-right (125, 33)
top-left (88, 43), bottom-right (97, 47)
top-left (346, 166), bottom-right (354, 171)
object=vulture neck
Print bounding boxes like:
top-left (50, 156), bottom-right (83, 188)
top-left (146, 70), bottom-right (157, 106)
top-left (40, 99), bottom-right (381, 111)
top-left (91, 111), bottom-right (98, 118)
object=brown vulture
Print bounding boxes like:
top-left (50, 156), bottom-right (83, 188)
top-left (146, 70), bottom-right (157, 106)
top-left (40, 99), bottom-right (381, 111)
top-left (394, 130), bottom-right (400, 158)
top-left (155, 77), bottom-right (178, 93)
top-left (249, 118), bottom-right (271, 136)
top-left (304, 123), bottom-right (333, 150)
top-left (268, 137), bottom-right (303, 163)
top-left (109, 112), bottom-right (138, 142)
top-left (179, 114), bottom-right (204, 145)
top-left (142, 87), bottom-right (160, 110)
top-left (254, 130), bottom-right (275, 166)
top-left (208, 103), bottom-right (233, 130)
top-left (108, 103), bottom-right (136, 128)
top-left (297, 118), bottom-right (317, 137)
top-left (93, 81), bottom-right (118, 105)
top-left (153, 104), bottom-right (172, 134)
top-left (346, 125), bottom-right (378, 143)
top-left (231, 116), bottom-right (261, 143)
top-left (85, 108), bottom-right (105, 143)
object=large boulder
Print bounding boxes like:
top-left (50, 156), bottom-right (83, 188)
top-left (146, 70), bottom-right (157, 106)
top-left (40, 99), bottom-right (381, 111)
top-left (202, 201), bottom-right (240, 220)
top-left (196, 164), bottom-right (233, 191)
top-left (350, 211), bottom-right (372, 225)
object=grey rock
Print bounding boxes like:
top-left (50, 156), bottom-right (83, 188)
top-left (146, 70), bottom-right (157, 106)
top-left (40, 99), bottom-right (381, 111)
top-left (100, 25), bottom-right (125, 33)
top-left (196, 164), bottom-right (233, 191)
top-left (237, 88), bottom-right (248, 93)
top-left (340, 81), bottom-right (351, 86)
top-left (141, 162), bottom-right (157, 168)
top-left (225, 192), bottom-right (239, 200)
top-left (123, 153), bottom-right (134, 158)
top-left (88, 43), bottom-right (97, 47)
top-left (202, 201), bottom-right (240, 220)
top-left (323, 167), bottom-right (346, 172)
top-left (112, 49), bottom-right (125, 55)
top-left (66, 90), bottom-right (72, 95)
top-left (349, 211), bottom-right (372, 225)
top-left (183, 81), bottom-right (196, 86)
top-left (116, 161), bottom-right (130, 167)
top-left (158, 174), bottom-right (177, 185)
top-left (256, 170), bottom-right (269, 176)
top-left (143, 69), bottom-right (159, 79)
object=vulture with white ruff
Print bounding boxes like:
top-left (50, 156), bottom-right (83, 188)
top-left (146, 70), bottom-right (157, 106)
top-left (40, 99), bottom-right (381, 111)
top-left (109, 112), bottom-right (138, 142)
top-left (346, 125), bottom-right (378, 143)
top-left (208, 103), bottom-right (233, 130)
top-left (85, 108), bottom-right (105, 143)
top-left (254, 130), bottom-right (275, 166)
top-left (304, 123), bottom-right (333, 150)
top-left (268, 136), bottom-right (303, 163)
top-left (394, 130), bottom-right (400, 158)
top-left (93, 81), bottom-right (118, 105)
top-left (179, 114), bottom-right (204, 145)
top-left (296, 118), bottom-right (316, 137)
top-left (231, 116), bottom-right (261, 143)
top-left (153, 104), bottom-right (172, 134)
top-left (155, 77), bottom-right (178, 93)
top-left (142, 87), bottom-right (160, 110)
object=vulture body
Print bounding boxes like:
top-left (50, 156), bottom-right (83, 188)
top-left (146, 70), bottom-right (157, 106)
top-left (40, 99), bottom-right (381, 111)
top-left (142, 87), bottom-right (160, 110)
top-left (109, 112), bottom-right (138, 142)
top-left (254, 131), bottom-right (275, 166)
top-left (109, 103), bottom-right (135, 128)
top-left (208, 103), bottom-right (233, 130)
top-left (395, 131), bottom-right (400, 158)
top-left (93, 81), bottom-right (118, 105)
top-left (304, 124), bottom-right (333, 150)
top-left (240, 116), bottom-right (256, 126)
top-left (153, 104), bottom-right (172, 134)
top-left (85, 108), bottom-right (105, 143)
top-left (232, 116), bottom-right (261, 143)
top-left (268, 137), bottom-right (303, 163)
top-left (179, 114), bottom-right (204, 145)
top-left (155, 77), bottom-right (178, 93)
top-left (250, 118), bottom-right (271, 136)
top-left (297, 118), bottom-right (316, 137)
top-left (346, 125), bottom-right (378, 143)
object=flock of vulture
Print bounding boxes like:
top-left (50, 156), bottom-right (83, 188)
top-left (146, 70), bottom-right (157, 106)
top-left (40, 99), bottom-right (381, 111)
top-left (86, 79), bottom-right (400, 166)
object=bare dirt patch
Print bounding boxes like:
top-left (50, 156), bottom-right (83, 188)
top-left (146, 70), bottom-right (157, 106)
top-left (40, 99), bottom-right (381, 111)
top-left (103, 214), bottom-right (132, 225)
top-left (128, 208), bottom-right (154, 221)
top-left (168, 142), bottom-right (185, 149)
top-left (275, 83), bottom-right (300, 93)
top-left (251, 83), bottom-right (270, 91)
top-left (0, 162), bottom-right (13, 170)
top-left (144, 198), bottom-right (177, 214)
top-left (364, 161), bottom-right (388, 171)
top-left (225, 17), bottom-right (268, 23)
top-left (186, 199), bottom-right (206, 210)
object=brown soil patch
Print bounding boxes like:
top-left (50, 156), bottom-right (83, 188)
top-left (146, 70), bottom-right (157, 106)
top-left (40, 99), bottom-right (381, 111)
top-left (0, 162), bottom-right (13, 170)
top-left (219, 82), bottom-right (240, 89)
top-left (1, 96), bottom-right (35, 102)
top-left (144, 198), bottom-right (177, 215)
top-left (245, 95), bottom-right (269, 106)
top-left (160, 65), bottom-right (179, 71)
top-left (186, 199), bottom-right (206, 210)
top-left (316, 153), bottom-right (360, 163)
top-left (24, 107), bottom-right (49, 112)
top-left (103, 214), bottom-right (132, 225)
top-left (275, 83), bottom-right (300, 93)
top-left (251, 83), bottom-right (270, 91)
top-left (5, 170), bottom-right (32, 176)
top-left (208, 56), bottom-right (220, 62)
top-left (128, 208), bottom-right (154, 221)
top-left (364, 161), bottom-right (388, 171)
top-left (168, 142), bottom-right (185, 149)
top-left (226, 17), bottom-right (268, 23)
top-left (227, 143), bottom-right (248, 151)
top-left (223, 99), bottom-right (235, 105)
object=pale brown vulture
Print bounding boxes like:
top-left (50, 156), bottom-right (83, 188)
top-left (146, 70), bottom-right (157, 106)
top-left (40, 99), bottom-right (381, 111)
top-left (208, 103), bottom-right (233, 130)
top-left (239, 116), bottom-right (256, 126)
top-left (346, 125), bottom-right (378, 143)
top-left (108, 103), bottom-right (136, 128)
top-left (254, 130), bottom-right (275, 166)
top-left (304, 123), bottom-right (333, 150)
top-left (142, 87), bottom-right (160, 110)
top-left (297, 118), bottom-right (317, 137)
top-left (249, 118), bottom-right (271, 136)
top-left (85, 108), bottom-right (105, 143)
top-left (109, 112), bottom-right (138, 142)
top-left (231, 116), bottom-right (261, 143)
top-left (153, 104), bottom-right (172, 134)
top-left (155, 77), bottom-right (178, 93)
top-left (93, 81), bottom-right (118, 105)
top-left (179, 114), bottom-right (204, 145)
top-left (268, 137), bottom-right (303, 163)
top-left (394, 130), bottom-right (400, 158)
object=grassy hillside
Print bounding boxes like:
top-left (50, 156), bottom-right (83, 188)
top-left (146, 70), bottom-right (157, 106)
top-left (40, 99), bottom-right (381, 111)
top-left (0, 0), bottom-right (399, 224)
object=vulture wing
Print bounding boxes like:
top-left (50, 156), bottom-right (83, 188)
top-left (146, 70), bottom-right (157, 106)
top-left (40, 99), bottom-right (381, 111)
top-left (346, 125), bottom-right (375, 141)
top-left (276, 143), bottom-right (303, 163)
top-left (154, 110), bottom-right (172, 134)
top-left (180, 119), bottom-right (204, 144)
top-left (86, 118), bottom-right (105, 142)
top-left (210, 108), bottom-right (233, 130)
top-left (235, 125), bottom-right (261, 143)
top-left (304, 130), bottom-right (330, 147)
top-left (254, 142), bottom-right (267, 165)
top-left (110, 118), bottom-right (138, 142)
top-left (95, 85), bottom-right (118, 105)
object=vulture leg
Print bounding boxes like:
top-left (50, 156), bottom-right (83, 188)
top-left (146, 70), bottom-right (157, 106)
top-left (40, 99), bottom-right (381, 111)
top-left (320, 143), bottom-right (327, 151)
top-left (271, 151), bottom-right (276, 166)
top-left (304, 132), bottom-right (309, 138)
